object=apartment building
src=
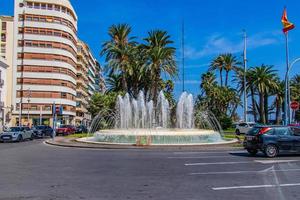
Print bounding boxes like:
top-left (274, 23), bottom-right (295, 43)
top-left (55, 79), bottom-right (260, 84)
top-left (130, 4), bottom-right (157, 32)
top-left (76, 41), bottom-right (105, 126)
top-left (0, 16), bottom-right (14, 126)
top-left (12, 0), bottom-right (79, 126)
top-left (0, 57), bottom-right (8, 130)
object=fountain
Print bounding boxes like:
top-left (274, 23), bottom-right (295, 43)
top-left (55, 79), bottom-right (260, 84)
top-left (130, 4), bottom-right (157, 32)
top-left (80, 91), bottom-right (234, 146)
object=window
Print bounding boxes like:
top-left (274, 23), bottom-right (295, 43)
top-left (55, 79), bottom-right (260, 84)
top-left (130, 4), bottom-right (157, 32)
top-left (34, 3), bottom-right (40, 9)
top-left (275, 128), bottom-right (291, 136)
top-left (27, 2), bottom-right (33, 8)
top-left (41, 3), bottom-right (46, 9)
top-left (2, 22), bottom-right (7, 31)
top-left (1, 34), bottom-right (6, 42)
top-left (61, 93), bottom-right (67, 99)
top-left (54, 5), bottom-right (60, 11)
top-left (47, 4), bottom-right (53, 10)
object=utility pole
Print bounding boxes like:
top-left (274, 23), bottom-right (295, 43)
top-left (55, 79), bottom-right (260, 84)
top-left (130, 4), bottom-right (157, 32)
top-left (26, 88), bottom-right (31, 125)
top-left (181, 20), bottom-right (185, 92)
top-left (243, 30), bottom-right (248, 122)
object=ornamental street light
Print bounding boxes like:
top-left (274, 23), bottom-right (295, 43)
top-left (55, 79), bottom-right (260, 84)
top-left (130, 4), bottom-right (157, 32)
top-left (286, 57), bottom-right (300, 124)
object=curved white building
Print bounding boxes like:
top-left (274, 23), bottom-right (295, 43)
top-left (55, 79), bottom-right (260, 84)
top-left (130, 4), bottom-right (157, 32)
top-left (13, 0), bottom-right (78, 125)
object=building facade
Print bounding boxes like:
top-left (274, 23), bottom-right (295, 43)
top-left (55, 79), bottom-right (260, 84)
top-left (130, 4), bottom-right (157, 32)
top-left (13, 0), bottom-right (78, 126)
top-left (0, 16), bottom-right (14, 127)
top-left (0, 57), bottom-right (8, 131)
top-left (76, 41), bottom-right (105, 126)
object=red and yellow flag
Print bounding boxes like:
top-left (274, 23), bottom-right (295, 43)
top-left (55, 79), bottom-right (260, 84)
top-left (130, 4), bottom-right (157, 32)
top-left (281, 8), bottom-right (295, 33)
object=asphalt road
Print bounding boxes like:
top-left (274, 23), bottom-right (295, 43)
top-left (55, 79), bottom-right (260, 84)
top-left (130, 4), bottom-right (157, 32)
top-left (1, 140), bottom-right (300, 200)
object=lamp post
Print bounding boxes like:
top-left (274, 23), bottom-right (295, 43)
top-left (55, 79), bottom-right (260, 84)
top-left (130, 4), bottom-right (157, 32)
top-left (286, 57), bottom-right (300, 124)
top-left (26, 88), bottom-right (31, 125)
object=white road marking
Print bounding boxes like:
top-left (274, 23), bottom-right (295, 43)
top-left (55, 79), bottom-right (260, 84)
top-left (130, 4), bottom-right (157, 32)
top-left (185, 161), bottom-right (251, 166)
top-left (190, 168), bottom-right (300, 175)
top-left (185, 159), bottom-right (299, 166)
top-left (173, 151), bottom-right (227, 155)
top-left (172, 150), bottom-right (247, 155)
top-left (168, 156), bottom-right (233, 159)
top-left (254, 160), bottom-right (298, 164)
top-left (212, 183), bottom-right (300, 191)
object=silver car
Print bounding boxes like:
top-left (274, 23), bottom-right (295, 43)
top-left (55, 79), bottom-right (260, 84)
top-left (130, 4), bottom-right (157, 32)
top-left (0, 127), bottom-right (34, 142)
top-left (235, 122), bottom-right (256, 135)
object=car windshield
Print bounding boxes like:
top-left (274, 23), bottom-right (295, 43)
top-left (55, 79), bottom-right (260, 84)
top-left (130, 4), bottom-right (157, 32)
top-left (35, 126), bottom-right (45, 130)
top-left (8, 127), bottom-right (21, 132)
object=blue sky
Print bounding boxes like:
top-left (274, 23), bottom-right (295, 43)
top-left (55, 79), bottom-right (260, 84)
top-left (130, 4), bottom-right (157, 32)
top-left (1, 0), bottom-right (300, 99)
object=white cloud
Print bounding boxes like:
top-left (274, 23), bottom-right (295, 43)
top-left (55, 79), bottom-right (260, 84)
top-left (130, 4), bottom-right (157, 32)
top-left (185, 31), bottom-right (282, 59)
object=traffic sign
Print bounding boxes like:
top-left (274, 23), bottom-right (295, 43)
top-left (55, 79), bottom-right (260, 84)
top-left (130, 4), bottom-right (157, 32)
top-left (290, 101), bottom-right (299, 110)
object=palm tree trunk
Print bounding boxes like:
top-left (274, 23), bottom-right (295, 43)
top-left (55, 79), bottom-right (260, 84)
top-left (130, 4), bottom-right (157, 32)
top-left (219, 69), bottom-right (223, 87)
top-left (225, 71), bottom-right (229, 87)
top-left (259, 92), bottom-right (266, 124)
top-left (275, 98), bottom-right (281, 125)
top-left (250, 86), bottom-right (257, 122)
top-left (121, 69), bottom-right (128, 92)
top-left (264, 94), bottom-right (269, 123)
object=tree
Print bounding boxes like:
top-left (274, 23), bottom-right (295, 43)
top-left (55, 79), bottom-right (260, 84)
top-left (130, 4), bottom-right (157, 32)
top-left (106, 73), bottom-right (122, 92)
top-left (142, 30), bottom-right (177, 103)
top-left (250, 65), bottom-right (278, 124)
top-left (222, 53), bottom-right (241, 86)
top-left (291, 75), bottom-right (300, 102)
top-left (88, 92), bottom-right (124, 117)
top-left (101, 24), bottom-right (136, 92)
top-left (209, 55), bottom-right (224, 87)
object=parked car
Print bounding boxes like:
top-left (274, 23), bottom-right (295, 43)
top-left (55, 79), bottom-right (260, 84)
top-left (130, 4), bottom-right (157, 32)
top-left (243, 125), bottom-right (300, 157)
top-left (33, 125), bottom-right (53, 138)
top-left (75, 125), bottom-right (88, 133)
top-left (56, 125), bottom-right (76, 136)
top-left (235, 122), bottom-right (256, 135)
top-left (0, 126), bottom-right (34, 142)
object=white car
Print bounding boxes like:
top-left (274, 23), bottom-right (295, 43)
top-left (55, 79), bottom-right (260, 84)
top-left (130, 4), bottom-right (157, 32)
top-left (0, 127), bottom-right (34, 142)
top-left (235, 122), bottom-right (256, 135)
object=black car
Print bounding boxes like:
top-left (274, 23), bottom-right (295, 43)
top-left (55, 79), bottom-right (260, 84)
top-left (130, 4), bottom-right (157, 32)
top-left (243, 126), bottom-right (300, 157)
top-left (33, 125), bottom-right (54, 138)
top-left (75, 125), bottom-right (88, 133)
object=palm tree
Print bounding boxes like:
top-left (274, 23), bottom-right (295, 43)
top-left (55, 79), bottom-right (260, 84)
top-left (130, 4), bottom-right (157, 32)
top-left (142, 30), bottom-right (177, 102)
top-left (291, 75), bottom-right (300, 102)
top-left (271, 79), bottom-right (284, 124)
top-left (222, 53), bottom-right (241, 86)
top-left (200, 72), bottom-right (217, 96)
top-left (101, 24), bottom-right (136, 92)
top-left (209, 55), bottom-right (224, 87)
top-left (250, 65), bottom-right (278, 124)
top-left (106, 73), bottom-right (122, 92)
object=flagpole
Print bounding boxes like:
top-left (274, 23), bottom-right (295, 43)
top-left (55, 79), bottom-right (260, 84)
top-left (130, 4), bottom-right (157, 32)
top-left (181, 20), bottom-right (185, 92)
top-left (284, 32), bottom-right (290, 125)
top-left (243, 30), bottom-right (248, 123)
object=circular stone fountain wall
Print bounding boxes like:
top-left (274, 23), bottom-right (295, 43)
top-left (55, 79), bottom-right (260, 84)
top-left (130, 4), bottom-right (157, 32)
top-left (80, 91), bottom-right (236, 146)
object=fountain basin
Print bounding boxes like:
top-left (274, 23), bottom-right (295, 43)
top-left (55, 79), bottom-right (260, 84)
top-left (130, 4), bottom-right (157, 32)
top-left (79, 129), bottom-right (232, 146)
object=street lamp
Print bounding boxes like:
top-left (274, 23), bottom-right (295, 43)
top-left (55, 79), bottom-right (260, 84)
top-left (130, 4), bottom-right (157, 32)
top-left (26, 88), bottom-right (31, 125)
top-left (286, 57), bottom-right (300, 124)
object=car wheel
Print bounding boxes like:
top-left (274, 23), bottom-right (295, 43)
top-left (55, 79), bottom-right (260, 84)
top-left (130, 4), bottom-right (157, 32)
top-left (264, 144), bottom-right (278, 158)
top-left (235, 129), bottom-right (241, 135)
top-left (246, 149), bottom-right (258, 156)
top-left (17, 135), bottom-right (23, 142)
top-left (30, 134), bottom-right (34, 140)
